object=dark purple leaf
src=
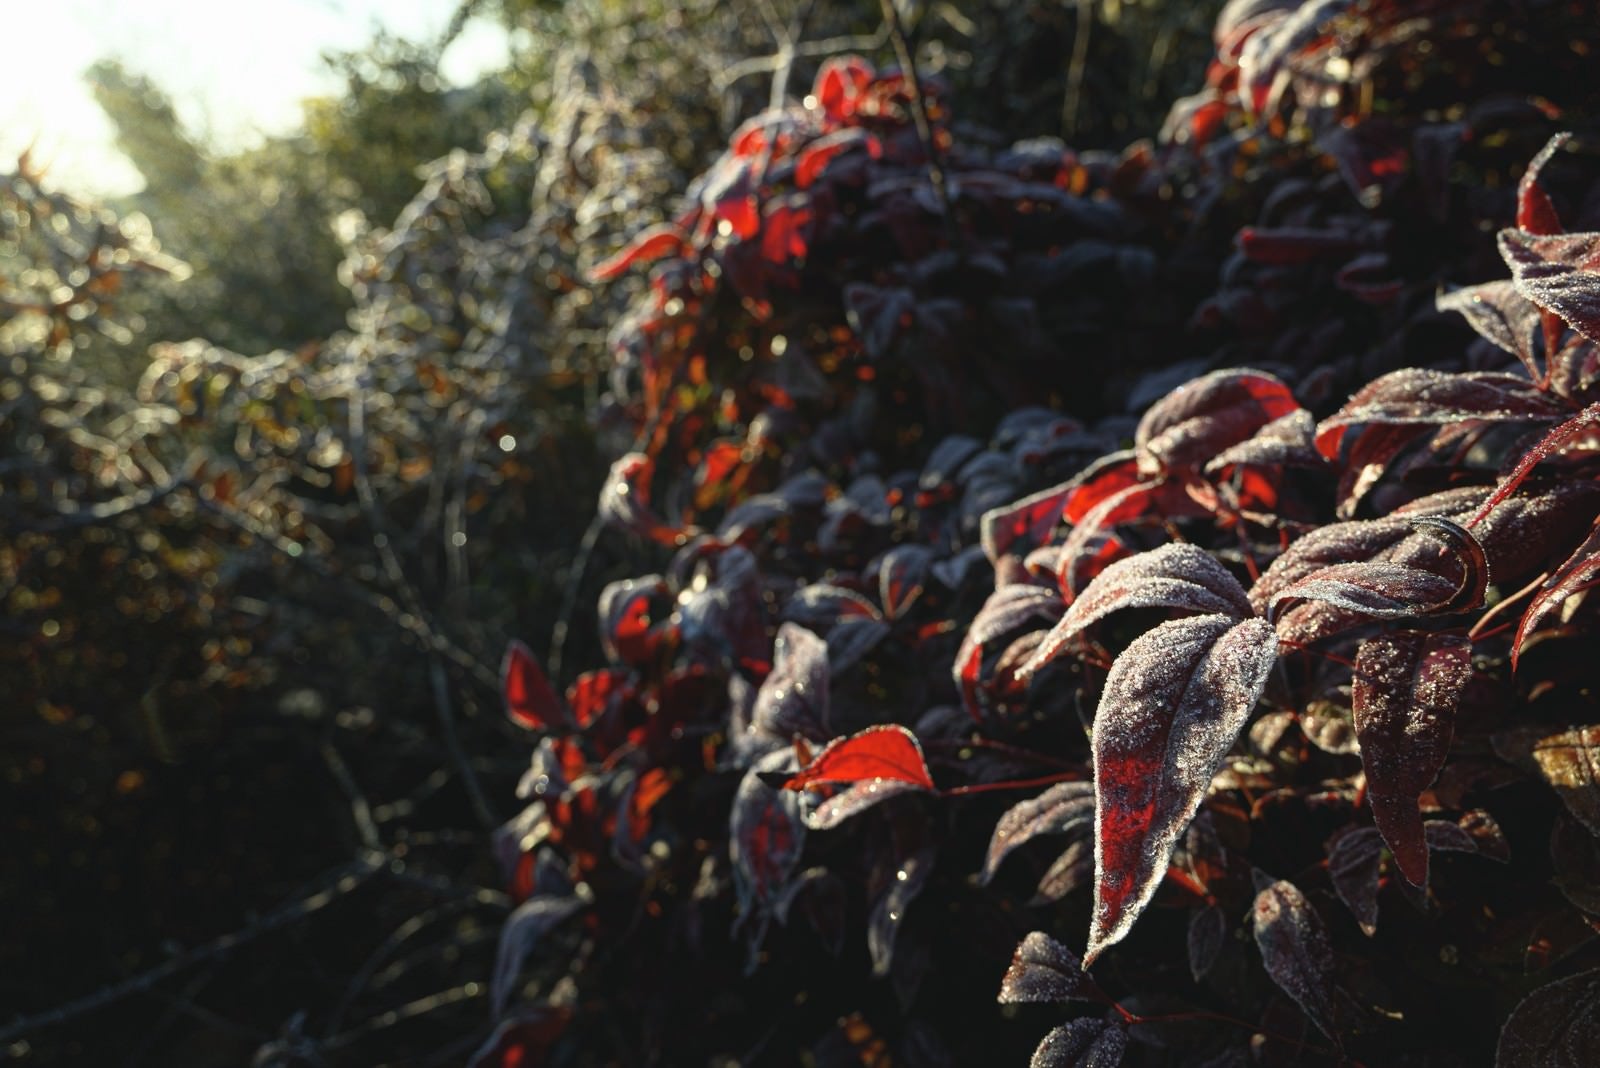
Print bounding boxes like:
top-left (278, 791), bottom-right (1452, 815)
top-left (954, 583), bottom-right (1065, 721)
top-left (1496, 966), bottom-right (1600, 1068)
top-left (1134, 368), bottom-right (1300, 476)
top-left (825, 617), bottom-right (893, 676)
top-left (1267, 561), bottom-right (1461, 627)
top-left (1438, 280), bottom-right (1547, 385)
top-left (731, 749), bottom-right (807, 916)
top-left (876, 544), bottom-right (934, 620)
top-left (752, 623), bottom-right (831, 742)
top-left (868, 842), bottom-right (934, 977)
top-left (1204, 409), bottom-right (1322, 473)
top-left (1022, 543), bottom-right (1252, 679)
top-left (491, 893), bottom-right (589, 1015)
top-left (1087, 613), bottom-right (1279, 964)
top-left (597, 452), bottom-right (686, 546)
top-left (782, 582), bottom-right (883, 628)
top-left (1033, 839), bottom-right (1095, 905)
top-left (1353, 630), bottom-right (1473, 887)
top-left (1503, 228), bottom-right (1600, 346)
top-left (1327, 826), bottom-right (1384, 936)
top-left (1030, 1018), bottom-right (1127, 1068)
top-left (979, 780), bottom-right (1096, 885)
top-left (1189, 904), bottom-right (1228, 980)
top-left (1314, 369), bottom-right (1569, 460)
top-left (1252, 879), bottom-right (1339, 1043)
top-left (998, 931), bottom-right (1101, 1004)
top-left (1248, 515), bottom-right (1414, 614)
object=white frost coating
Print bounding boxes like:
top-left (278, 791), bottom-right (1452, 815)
top-left (1252, 878), bottom-right (1339, 1043)
top-left (751, 622), bottom-right (830, 741)
top-left (1020, 542), bottom-right (1252, 679)
top-left (1028, 1017), bottom-right (1127, 1068)
top-left (979, 780), bottom-right (1095, 885)
top-left (1085, 613), bottom-right (1278, 966)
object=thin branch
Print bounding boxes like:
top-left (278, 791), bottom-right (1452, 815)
top-left (0, 855), bottom-right (386, 1047)
top-left (1062, 0), bottom-right (1095, 141)
top-left (878, 0), bottom-right (957, 243)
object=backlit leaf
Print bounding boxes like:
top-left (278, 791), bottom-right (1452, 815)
top-left (1087, 613), bottom-right (1278, 964)
top-left (1352, 630), bottom-right (1473, 887)
top-left (1500, 228), bottom-right (1600, 348)
top-left (1134, 368), bottom-right (1299, 476)
top-left (783, 725), bottom-right (935, 829)
top-left (502, 639), bottom-right (566, 731)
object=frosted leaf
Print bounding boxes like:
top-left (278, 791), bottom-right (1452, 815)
top-left (1313, 368), bottom-right (1568, 459)
top-left (1267, 560), bottom-right (1460, 627)
top-left (490, 893), bottom-right (589, 1015)
top-left (1020, 543), bottom-right (1252, 680)
top-left (1029, 1017), bottom-right (1127, 1068)
top-left (1515, 516), bottom-right (1600, 672)
top-left (1252, 878), bottom-right (1339, 1043)
top-left (1087, 613), bottom-right (1279, 965)
top-left (1437, 279), bottom-right (1546, 384)
top-left (982, 480), bottom-right (1076, 564)
top-left (1516, 132), bottom-right (1571, 236)
top-left (1061, 450), bottom-right (1140, 526)
top-left (1056, 480), bottom-right (1207, 597)
top-left (1500, 227), bottom-right (1600, 347)
top-left (1353, 630), bottom-right (1472, 888)
top-left (782, 725), bottom-right (936, 831)
top-left (979, 780), bottom-right (1095, 885)
top-left (1133, 368), bottom-right (1299, 476)
top-left (997, 931), bottom-right (1099, 1004)
top-left (1204, 409), bottom-right (1322, 473)
top-left (1300, 700), bottom-right (1358, 755)
top-left (1248, 516), bottom-right (1413, 614)
top-left (596, 574), bottom-right (670, 664)
top-left (1496, 966), bottom-right (1600, 1068)
top-left (1033, 838), bottom-right (1095, 905)
top-left (751, 623), bottom-right (830, 742)
top-left (1326, 826), bottom-right (1384, 936)
top-left (730, 749), bottom-right (806, 917)
top-left (954, 583), bottom-right (1065, 721)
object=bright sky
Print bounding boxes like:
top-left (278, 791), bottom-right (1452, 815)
top-left (0, 0), bottom-right (510, 198)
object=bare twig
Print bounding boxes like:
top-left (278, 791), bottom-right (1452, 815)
top-left (1062, 0), bottom-right (1095, 140)
top-left (0, 855), bottom-right (386, 1047)
top-left (878, 0), bottom-right (957, 243)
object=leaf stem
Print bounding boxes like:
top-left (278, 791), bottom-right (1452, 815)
top-left (940, 771), bottom-right (1081, 798)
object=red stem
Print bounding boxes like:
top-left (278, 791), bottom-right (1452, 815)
top-left (940, 771), bottom-right (1081, 798)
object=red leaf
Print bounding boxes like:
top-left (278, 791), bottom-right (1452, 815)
top-left (1314, 369), bottom-right (1568, 461)
top-left (589, 224), bottom-right (686, 282)
top-left (566, 669), bottom-right (628, 730)
top-left (1499, 228), bottom-right (1600, 348)
top-left (953, 584), bottom-right (1065, 721)
top-left (979, 781), bottom-right (1095, 886)
top-left (1056, 479), bottom-right (1208, 598)
top-left (502, 640), bottom-right (566, 731)
top-left (997, 931), bottom-right (1102, 1004)
top-left (597, 453), bottom-right (687, 547)
top-left (982, 481), bottom-right (1075, 564)
top-left (1515, 515), bottom-right (1600, 671)
top-left (1061, 452), bottom-right (1142, 525)
top-left (1087, 613), bottom-right (1279, 964)
top-left (875, 544), bottom-right (933, 620)
top-left (1134, 368), bottom-right (1299, 476)
top-left (1022, 543), bottom-right (1253, 679)
top-left (1495, 965), bottom-right (1600, 1068)
top-left (1467, 402), bottom-right (1600, 530)
top-left (1028, 1018), bottom-right (1128, 1068)
top-left (1353, 630), bottom-right (1472, 888)
top-left (1517, 132), bottom-right (1570, 237)
top-left (1252, 879), bottom-right (1340, 1044)
top-left (813, 56), bottom-right (874, 123)
top-left (795, 128), bottom-right (870, 189)
top-left (782, 725), bottom-right (935, 827)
